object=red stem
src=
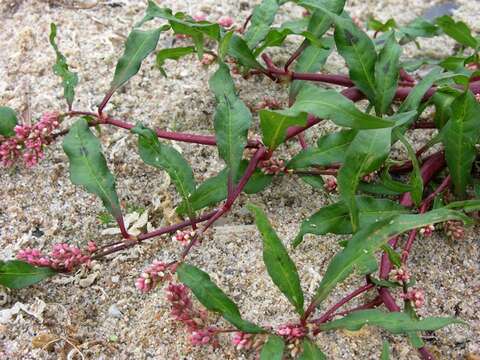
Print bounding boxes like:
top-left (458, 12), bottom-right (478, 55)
top-left (308, 283), bottom-right (374, 325)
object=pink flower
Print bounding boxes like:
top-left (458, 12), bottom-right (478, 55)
top-left (362, 172), bottom-right (376, 183)
top-left (172, 230), bottom-right (196, 246)
top-left (0, 112), bottom-right (60, 168)
top-left (254, 98), bottom-right (282, 111)
top-left (258, 158), bottom-right (285, 175)
top-left (135, 261), bottom-right (169, 293)
top-left (443, 220), bottom-right (465, 240)
top-left (200, 53), bottom-right (216, 66)
top-left (389, 266), bottom-right (410, 283)
top-left (167, 283), bottom-right (206, 331)
top-left (190, 327), bottom-right (217, 346)
top-left (232, 332), bottom-right (253, 350)
top-left (17, 242), bottom-right (90, 271)
top-left (277, 324), bottom-right (307, 341)
top-left (475, 93), bottom-right (480, 102)
top-left (402, 288), bottom-right (425, 308)
top-left (419, 224), bottom-right (435, 237)
top-left (218, 16), bottom-right (234, 28)
top-left (324, 176), bottom-right (337, 192)
top-left (87, 241), bottom-right (97, 253)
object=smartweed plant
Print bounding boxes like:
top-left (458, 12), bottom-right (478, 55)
top-left (1, 1), bottom-right (480, 358)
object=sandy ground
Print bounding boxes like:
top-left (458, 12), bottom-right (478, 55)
top-left (0, 0), bottom-right (479, 359)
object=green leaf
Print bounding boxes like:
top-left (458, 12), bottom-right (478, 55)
top-left (367, 18), bottom-right (397, 33)
top-left (397, 17), bottom-right (440, 44)
top-left (0, 106), bottom-right (18, 137)
top-left (131, 124), bottom-right (196, 216)
top-left (209, 62), bottom-right (252, 181)
top-left (431, 90), bottom-right (457, 129)
top-left (260, 335), bottom-right (285, 360)
top-left (436, 15), bottom-right (478, 49)
top-left (140, 2), bottom-right (221, 42)
top-left (337, 129), bottom-right (391, 231)
top-left (319, 309), bottom-right (465, 333)
top-left (374, 32), bottom-right (401, 115)
top-left (278, 84), bottom-right (395, 130)
top-left (394, 130), bottom-right (423, 205)
top-left (288, 130), bottom-right (356, 169)
top-left (156, 46), bottom-right (196, 77)
top-left (381, 244), bottom-right (401, 268)
top-left (289, 38), bottom-right (334, 100)
top-left (176, 263), bottom-right (264, 333)
top-left (176, 162), bottom-right (272, 215)
top-left (311, 208), bottom-right (470, 308)
top-left (244, 0), bottom-right (280, 49)
top-left (228, 34), bottom-right (264, 70)
top-left (358, 182), bottom-right (404, 196)
top-left (219, 31), bottom-right (234, 60)
top-left (259, 111), bottom-right (307, 151)
top-left (441, 90), bottom-right (480, 196)
top-left (293, 195), bottom-right (408, 247)
top-left (0, 260), bottom-right (56, 289)
top-left (298, 339), bottom-right (326, 360)
top-left (49, 23), bottom-right (79, 110)
top-left (110, 27), bottom-right (162, 92)
top-left (398, 67), bottom-right (443, 113)
top-left (63, 119), bottom-right (122, 218)
top-left (332, 13), bottom-right (377, 104)
top-left (380, 340), bottom-right (390, 359)
top-left (248, 204), bottom-right (304, 315)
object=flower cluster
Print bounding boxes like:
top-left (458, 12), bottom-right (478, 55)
top-left (218, 16), bottom-right (234, 28)
top-left (419, 224), bottom-right (435, 237)
top-left (362, 171), bottom-right (376, 183)
top-left (324, 176), bottom-right (338, 192)
top-left (402, 288), bottom-right (425, 308)
top-left (166, 283), bottom-right (217, 346)
top-left (172, 230), bottom-right (196, 246)
top-left (232, 332), bottom-right (254, 350)
top-left (277, 324), bottom-right (307, 341)
top-left (254, 98), bottom-right (282, 111)
top-left (389, 266), bottom-right (410, 283)
top-left (17, 242), bottom-right (91, 272)
top-left (258, 158), bottom-right (285, 175)
top-left (0, 112), bottom-right (60, 167)
top-left (135, 261), bottom-right (170, 293)
top-left (443, 220), bottom-right (465, 240)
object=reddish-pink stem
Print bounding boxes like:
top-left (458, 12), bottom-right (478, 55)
top-left (308, 283), bottom-right (374, 325)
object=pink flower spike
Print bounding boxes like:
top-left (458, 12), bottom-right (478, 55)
top-left (419, 224), bottom-right (435, 237)
top-left (190, 327), bottom-right (217, 346)
top-left (135, 261), bottom-right (169, 293)
top-left (258, 158), bottom-right (286, 175)
top-left (193, 13), bottom-right (206, 22)
top-left (324, 176), bottom-right (337, 192)
top-left (389, 266), bottom-right (410, 283)
top-left (402, 288), bottom-right (425, 308)
top-left (218, 16), bottom-right (234, 28)
top-left (277, 324), bottom-right (307, 341)
top-left (232, 332), bottom-right (254, 350)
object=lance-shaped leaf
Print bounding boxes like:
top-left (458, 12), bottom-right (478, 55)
top-left (332, 13), bottom-right (377, 104)
top-left (293, 196), bottom-right (408, 247)
top-left (278, 84), bottom-right (395, 130)
top-left (248, 204), bottom-right (304, 315)
top-left (394, 130), bottom-right (423, 205)
top-left (63, 119), bottom-right (122, 218)
top-left (131, 124), bottom-right (196, 216)
top-left (0, 260), bottom-right (56, 289)
top-left (176, 263), bottom-right (264, 333)
top-left (398, 67), bottom-right (443, 113)
top-left (298, 339), bottom-right (326, 360)
top-left (397, 17), bottom-right (440, 44)
top-left (244, 0), bottom-right (280, 49)
top-left (260, 335), bottom-right (285, 360)
top-left (228, 35), bottom-right (264, 70)
top-left (139, 2), bottom-right (221, 42)
top-left (431, 90), bottom-right (457, 129)
top-left (337, 129), bottom-right (391, 231)
top-left (319, 309), bottom-right (465, 333)
top-left (176, 161), bottom-right (272, 215)
top-left (367, 18), bottom-right (397, 33)
top-left (110, 27), bottom-right (162, 93)
top-left (436, 15), bottom-right (478, 49)
top-left (311, 208), bottom-right (470, 308)
top-left (289, 38), bottom-right (334, 100)
top-left (259, 111), bottom-right (307, 151)
top-left (0, 106), bottom-right (18, 137)
top-left (288, 129), bottom-right (356, 169)
top-left (156, 46), bottom-right (196, 77)
top-left (374, 32), bottom-right (401, 115)
top-left (49, 23), bottom-right (79, 110)
top-left (441, 90), bottom-right (480, 196)
top-left (209, 62), bottom-right (252, 181)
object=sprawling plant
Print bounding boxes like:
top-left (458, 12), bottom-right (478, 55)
top-left (1, 0), bottom-right (480, 358)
